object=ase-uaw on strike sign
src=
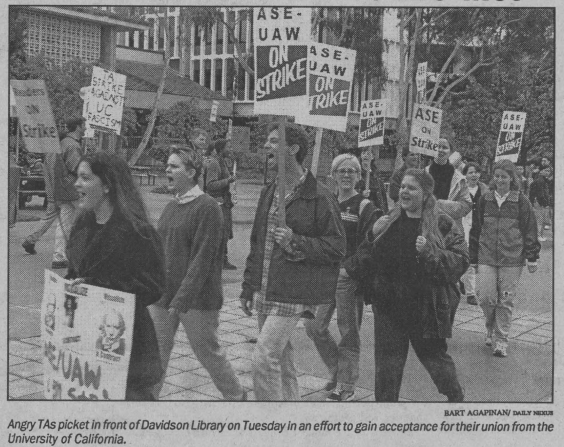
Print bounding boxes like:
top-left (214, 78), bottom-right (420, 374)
top-left (295, 43), bottom-right (356, 132)
top-left (358, 99), bottom-right (388, 147)
top-left (254, 7), bottom-right (311, 116)
top-left (495, 111), bottom-right (526, 163)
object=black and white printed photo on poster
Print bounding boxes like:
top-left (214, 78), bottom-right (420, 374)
top-left (254, 7), bottom-right (311, 116)
top-left (41, 271), bottom-right (135, 400)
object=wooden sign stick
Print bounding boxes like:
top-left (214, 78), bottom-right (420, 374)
top-left (277, 117), bottom-right (287, 227)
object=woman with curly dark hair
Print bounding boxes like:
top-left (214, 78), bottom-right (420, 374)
top-left (66, 152), bottom-right (164, 400)
top-left (345, 169), bottom-right (467, 402)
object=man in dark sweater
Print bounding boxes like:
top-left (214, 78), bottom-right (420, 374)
top-left (149, 146), bottom-right (245, 400)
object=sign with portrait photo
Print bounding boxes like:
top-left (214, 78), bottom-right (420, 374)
top-left (42, 270), bottom-right (135, 400)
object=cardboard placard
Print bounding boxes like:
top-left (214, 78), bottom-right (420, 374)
top-left (254, 7), bottom-right (311, 116)
top-left (495, 111), bottom-right (527, 162)
top-left (10, 79), bottom-right (60, 153)
top-left (42, 271), bottom-right (134, 400)
top-left (358, 99), bottom-right (388, 147)
top-left (416, 62), bottom-right (428, 104)
top-left (295, 43), bottom-right (356, 132)
top-left (409, 104), bottom-right (443, 157)
top-left (84, 66), bottom-right (126, 135)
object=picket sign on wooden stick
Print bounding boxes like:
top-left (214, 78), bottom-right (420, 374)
top-left (277, 117), bottom-right (287, 227)
top-left (310, 128), bottom-right (324, 177)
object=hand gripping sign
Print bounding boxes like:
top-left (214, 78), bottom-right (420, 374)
top-left (84, 66), bottom-right (126, 135)
top-left (409, 104), bottom-right (443, 158)
top-left (254, 7), bottom-right (312, 116)
top-left (495, 111), bottom-right (527, 162)
top-left (358, 99), bottom-right (388, 147)
top-left (10, 79), bottom-right (60, 153)
top-left (295, 43), bottom-right (356, 132)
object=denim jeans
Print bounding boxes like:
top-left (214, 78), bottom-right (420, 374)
top-left (252, 313), bottom-right (303, 401)
top-left (54, 201), bottom-right (77, 262)
top-left (372, 305), bottom-right (463, 402)
top-left (476, 265), bottom-right (523, 343)
top-left (149, 305), bottom-right (244, 400)
top-left (305, 270), bottom-right (363, 391)
top-left (25, 201), bottom-right (59, 244)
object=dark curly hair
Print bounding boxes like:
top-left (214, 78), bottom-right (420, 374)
top-left (267, 122), bottom-right (310, 164)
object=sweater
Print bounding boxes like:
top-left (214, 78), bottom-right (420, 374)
top-left (157, 194), bottom-right (224, 312)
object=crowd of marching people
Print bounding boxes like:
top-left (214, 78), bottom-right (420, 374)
top-left (19, 117), bottom-right (550, 401)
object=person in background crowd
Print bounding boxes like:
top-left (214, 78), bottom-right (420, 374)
top-left (461, 162), bottom-right (489, 305)
top-left (472, 159), bottom-right (540, 358)
top-left (540, 156), bottom-right (552, 170)
top-left (388, 146), bottom-right (419, 203)
top-left (354, 148), bottom-right (389, 214)
top-left (240, 122), bottom-right (346, 401)
top-left (515, 163), bottom-right (529, 196)
top-left (305, 153), bottom-right (381, 402)
top-left (345, 169), bottom-right (467, 402)
top-left (205, 139), bottom-right (237, 270)
top-left (66, 152), bottom-right (164, 400)
top-left (425, 138), bottom-right (472, 232)
top-left (529, 165), bottom-right (552, 242)
top-left (188, 128), bottom-right (209, 190)
top-left (545, 164), bottom-right (554, 232)
top-left (150, 147), bottom-right (245, 400)
top-left (24, 117), bottom-right (85, 268)
top-left (9, 152), bottom-right (20, 228)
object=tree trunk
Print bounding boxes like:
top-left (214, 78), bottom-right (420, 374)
top-left (129, 9), bottom-right (171, 166)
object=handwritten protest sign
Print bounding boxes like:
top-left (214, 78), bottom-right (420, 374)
top-left (84, 66), bottom-right (126, 135)
top-left (10, 79), bottom-right (60, 153)
top-left (416, 62), bottom-right (428, 104)
top-left (210, 100), bottom-right (219, 123)
top-left (295, 43), bottom-right (356, 132)
top-left (254, 7), bottom-right (311, 116)
top-left (409, 104), bottom-right (443, 157)
top-left (358, 99), bottom-right (387, 147)
top-left (495, 111), bottom-right (526, 162)
top-left (42, 270), bottom-right (134, 400)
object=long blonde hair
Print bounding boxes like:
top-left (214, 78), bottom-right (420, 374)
top-left (374, 169), bottom-right (444, 249)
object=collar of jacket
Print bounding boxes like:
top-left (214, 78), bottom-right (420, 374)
top-left (175, 185), bottom-right (204, 204)
top-left (484, 190), bottom-right (520, 203)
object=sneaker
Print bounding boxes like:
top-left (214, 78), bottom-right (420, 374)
top-left (324, 380), bottom-right (338, 393)
top-left (485, 335), bottom-right (493, 347)
top-left (493, 341), bottom-right (508, 357)
top-left (326, 389), bottom-right (355, 402)
top-left (223, 261), bottom-right (237, 270)
top-left (466, 295), bottom-right (478, 305)
top-left (538, 236), bottom-right (547, 242)
top-left (22, 240), bottom-right (37, 255)
top-left (51, 260), bottom-right (69, 269)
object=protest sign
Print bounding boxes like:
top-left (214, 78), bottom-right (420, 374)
top-left (295, 43), bottom-right (356, 132)
top-left (254, 7), bottom-right (311, 116)
top-left (84, 66), bottom-right (126, 135)
top-left (42, 270), bottom-right (134, 400)
top-left (495, 111), bottom-right (527, 162)
top-left (358, 99), bottom-right (387, 147)
top-left (416, 62), bottom-right (428, 103)
top-left (409, 104), bottom-right (443, 157)
top-left (210, 100), bottom-right (219, 123)
top-left (10, 79), bottom-right (60, 153)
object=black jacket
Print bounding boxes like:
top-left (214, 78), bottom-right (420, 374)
top-left (241, 171), bottom-right (346, 305)
top-left (66, 210), bottom-right (164, 391)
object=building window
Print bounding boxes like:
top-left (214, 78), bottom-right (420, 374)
top-left (193, 59), bottom-right (200, 83)
top-left (204, 59), bottom-right (211, 88)
top-left (21, 11), bottom-right (101, 66)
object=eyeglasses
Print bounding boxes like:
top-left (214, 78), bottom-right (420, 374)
top-left (336, 169), bottom-right (359, 176)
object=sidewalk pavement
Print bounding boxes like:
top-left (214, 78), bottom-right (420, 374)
top-left (8, 182), bottom-right (553, 402)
